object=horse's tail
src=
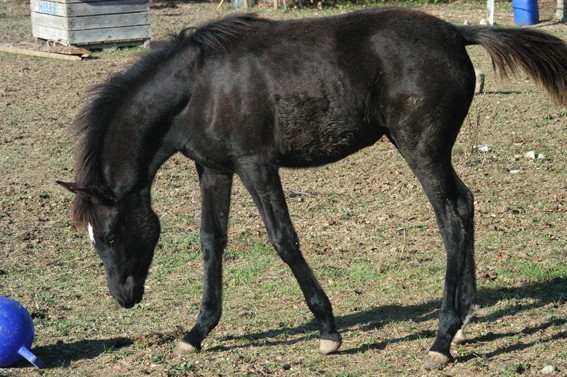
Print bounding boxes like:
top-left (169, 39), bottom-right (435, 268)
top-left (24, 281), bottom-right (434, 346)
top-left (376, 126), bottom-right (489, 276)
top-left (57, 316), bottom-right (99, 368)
top-left (458, 26), bottom-right (567, 106)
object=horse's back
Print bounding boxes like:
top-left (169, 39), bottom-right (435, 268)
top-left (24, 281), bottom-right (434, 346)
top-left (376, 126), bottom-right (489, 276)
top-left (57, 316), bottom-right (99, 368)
top-left (184, 8), bottom-right (475, 169)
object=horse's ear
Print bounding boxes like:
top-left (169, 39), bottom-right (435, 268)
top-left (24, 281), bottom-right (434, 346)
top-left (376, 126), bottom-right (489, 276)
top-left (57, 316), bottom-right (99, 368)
top-left (56, 181), bottom-right (114, 205)
top-left (57, 181), bottom-right (79, 194)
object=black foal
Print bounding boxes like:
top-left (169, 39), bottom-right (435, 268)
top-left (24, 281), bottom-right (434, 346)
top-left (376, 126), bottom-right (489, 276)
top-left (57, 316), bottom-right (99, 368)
top-left (59, 8), bottom-right (567, 366)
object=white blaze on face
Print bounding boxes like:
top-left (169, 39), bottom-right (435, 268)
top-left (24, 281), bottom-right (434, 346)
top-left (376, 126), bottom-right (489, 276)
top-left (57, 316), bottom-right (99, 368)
top-left (87, 223), bottom-right (96, 245)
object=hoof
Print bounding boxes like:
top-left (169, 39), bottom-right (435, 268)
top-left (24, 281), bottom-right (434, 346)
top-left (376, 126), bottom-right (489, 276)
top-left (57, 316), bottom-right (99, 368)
top-left (452, 329), bottom-right (467, 345)
top-left (319, 338), bottom-right (341, 355)
top-left (424, 351), bottom-right (451, 369)
top-left (175, 340), bottom-right (199, 354)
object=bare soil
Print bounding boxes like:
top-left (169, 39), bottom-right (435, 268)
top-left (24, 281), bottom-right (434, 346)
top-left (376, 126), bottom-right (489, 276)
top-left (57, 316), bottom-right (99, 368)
top-left (1, 1), bottom-right (566, 376)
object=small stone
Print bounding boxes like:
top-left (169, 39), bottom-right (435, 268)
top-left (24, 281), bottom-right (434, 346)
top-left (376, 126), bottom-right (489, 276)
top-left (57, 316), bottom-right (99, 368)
top-left (525, 151), bottom-right (536, 160)
top-left (476, 144), bottom-right (490, 152)
top-left (540, 365), bottom-right (554, 374)
top-left (509, 169), bottom-right (520, 174)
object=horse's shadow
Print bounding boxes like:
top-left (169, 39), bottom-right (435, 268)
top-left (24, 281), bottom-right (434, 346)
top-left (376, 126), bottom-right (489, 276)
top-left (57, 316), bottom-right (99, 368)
top-left (211, 278), bottom-right (566, 358)
top-left (19, 279), bottom-right (565, 368)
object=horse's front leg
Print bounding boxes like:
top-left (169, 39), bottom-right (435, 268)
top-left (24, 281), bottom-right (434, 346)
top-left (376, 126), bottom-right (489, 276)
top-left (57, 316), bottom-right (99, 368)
top-left (237, 158), bottom-right (342, 354)
top-left (178, 164), bottom-right (233, 352)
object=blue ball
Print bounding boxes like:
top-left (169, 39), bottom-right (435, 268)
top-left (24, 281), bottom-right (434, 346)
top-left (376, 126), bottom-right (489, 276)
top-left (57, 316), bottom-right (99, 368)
top-left (0, 297), bottom-right (35, 367)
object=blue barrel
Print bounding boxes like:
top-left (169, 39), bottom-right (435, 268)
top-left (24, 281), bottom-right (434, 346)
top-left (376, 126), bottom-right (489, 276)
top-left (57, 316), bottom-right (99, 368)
top-left (231, 0), bottom-right (254, 8)
top-left (512, 0), bottom-right (539, 26)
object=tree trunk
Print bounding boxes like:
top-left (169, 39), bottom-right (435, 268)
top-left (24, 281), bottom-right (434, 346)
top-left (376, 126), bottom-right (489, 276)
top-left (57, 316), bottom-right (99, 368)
top-left (557, 0), bottom-right (567, 22)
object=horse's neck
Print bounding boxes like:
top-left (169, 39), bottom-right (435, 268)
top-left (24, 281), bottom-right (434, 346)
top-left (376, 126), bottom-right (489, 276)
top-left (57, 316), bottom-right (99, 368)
top-left (101, 94), bottom-right (187, 196)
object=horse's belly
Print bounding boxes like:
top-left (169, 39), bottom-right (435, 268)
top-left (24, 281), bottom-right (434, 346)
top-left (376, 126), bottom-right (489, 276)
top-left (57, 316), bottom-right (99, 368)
top-left (275, 113), bottom-right (383, 167)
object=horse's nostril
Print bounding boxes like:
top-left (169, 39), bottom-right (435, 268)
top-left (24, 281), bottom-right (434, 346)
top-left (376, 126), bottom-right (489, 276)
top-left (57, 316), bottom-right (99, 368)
top-left (119, 299), bottom-right (135, 309)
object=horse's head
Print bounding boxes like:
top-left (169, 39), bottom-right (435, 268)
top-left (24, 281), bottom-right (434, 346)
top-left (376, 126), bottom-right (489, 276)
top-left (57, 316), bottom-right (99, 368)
top-left (58, 182), bottom-right (160, 308)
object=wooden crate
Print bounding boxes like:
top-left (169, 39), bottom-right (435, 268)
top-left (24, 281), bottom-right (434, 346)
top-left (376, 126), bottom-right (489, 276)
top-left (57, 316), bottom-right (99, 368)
top-left (30, 0), bottom-right (151, 48)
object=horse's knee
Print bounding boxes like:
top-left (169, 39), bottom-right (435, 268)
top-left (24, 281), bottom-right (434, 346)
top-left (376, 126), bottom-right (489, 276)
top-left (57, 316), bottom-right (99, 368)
top-left (269, 229), bottom-right (301, 264)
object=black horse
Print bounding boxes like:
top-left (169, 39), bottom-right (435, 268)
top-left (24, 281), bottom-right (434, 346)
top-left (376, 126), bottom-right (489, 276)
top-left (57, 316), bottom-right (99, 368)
top-left (58, 8), bottom-right (567, 367)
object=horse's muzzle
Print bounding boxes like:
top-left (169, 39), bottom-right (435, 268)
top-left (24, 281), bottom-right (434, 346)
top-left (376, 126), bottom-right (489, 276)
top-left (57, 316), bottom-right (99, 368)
top-left (111, 276), bottom-right (144, 309)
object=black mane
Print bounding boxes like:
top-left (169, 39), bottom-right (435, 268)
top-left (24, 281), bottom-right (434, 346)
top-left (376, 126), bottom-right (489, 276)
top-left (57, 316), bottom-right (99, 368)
top-left (182, 13), bottom-right (262, 52)
top-left (71, 13), bottom-right (264, 224)
top-left (71, 43), bottom-right (181, 224)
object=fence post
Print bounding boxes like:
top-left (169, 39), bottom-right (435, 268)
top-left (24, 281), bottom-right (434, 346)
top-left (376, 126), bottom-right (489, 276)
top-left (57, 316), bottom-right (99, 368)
top-left (557, 0), bottom-right (566, 22)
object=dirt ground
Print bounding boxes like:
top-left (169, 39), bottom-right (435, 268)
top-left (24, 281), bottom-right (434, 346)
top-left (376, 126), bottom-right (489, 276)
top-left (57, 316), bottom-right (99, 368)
top-left (1, 1), bottom-right (566, 376)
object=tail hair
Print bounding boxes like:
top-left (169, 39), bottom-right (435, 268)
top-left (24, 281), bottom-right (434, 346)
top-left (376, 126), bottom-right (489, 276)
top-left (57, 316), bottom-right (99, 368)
top-left (459, 26), bottom-right (567, 106)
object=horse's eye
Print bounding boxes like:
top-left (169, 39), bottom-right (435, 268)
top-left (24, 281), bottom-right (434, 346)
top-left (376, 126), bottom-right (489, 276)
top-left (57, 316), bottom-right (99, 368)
top-left (105, 234), bottom-right (118, 246)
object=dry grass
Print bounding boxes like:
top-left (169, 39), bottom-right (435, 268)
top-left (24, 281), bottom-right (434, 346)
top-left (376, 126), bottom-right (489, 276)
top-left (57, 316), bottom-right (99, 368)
top-left (1, 1), bottom-right (565, 376)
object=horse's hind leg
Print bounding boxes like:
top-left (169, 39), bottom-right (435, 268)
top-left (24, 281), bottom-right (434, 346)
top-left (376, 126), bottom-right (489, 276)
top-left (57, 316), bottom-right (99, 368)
top-left (390, 128), bottom-right (477, 366)
top-left (237, 158), bottom-right (342, 354)
top-left (178, 164), bottom-right (233, 353)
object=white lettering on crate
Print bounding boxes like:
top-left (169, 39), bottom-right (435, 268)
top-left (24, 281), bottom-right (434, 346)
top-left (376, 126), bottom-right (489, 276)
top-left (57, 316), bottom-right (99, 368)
top-left (36, 1), bottom-right (62, 16)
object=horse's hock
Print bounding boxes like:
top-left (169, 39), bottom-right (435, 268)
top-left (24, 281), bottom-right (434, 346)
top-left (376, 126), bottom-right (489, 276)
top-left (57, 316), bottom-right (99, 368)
top-left (30, 0), bottom-right (151, 49)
